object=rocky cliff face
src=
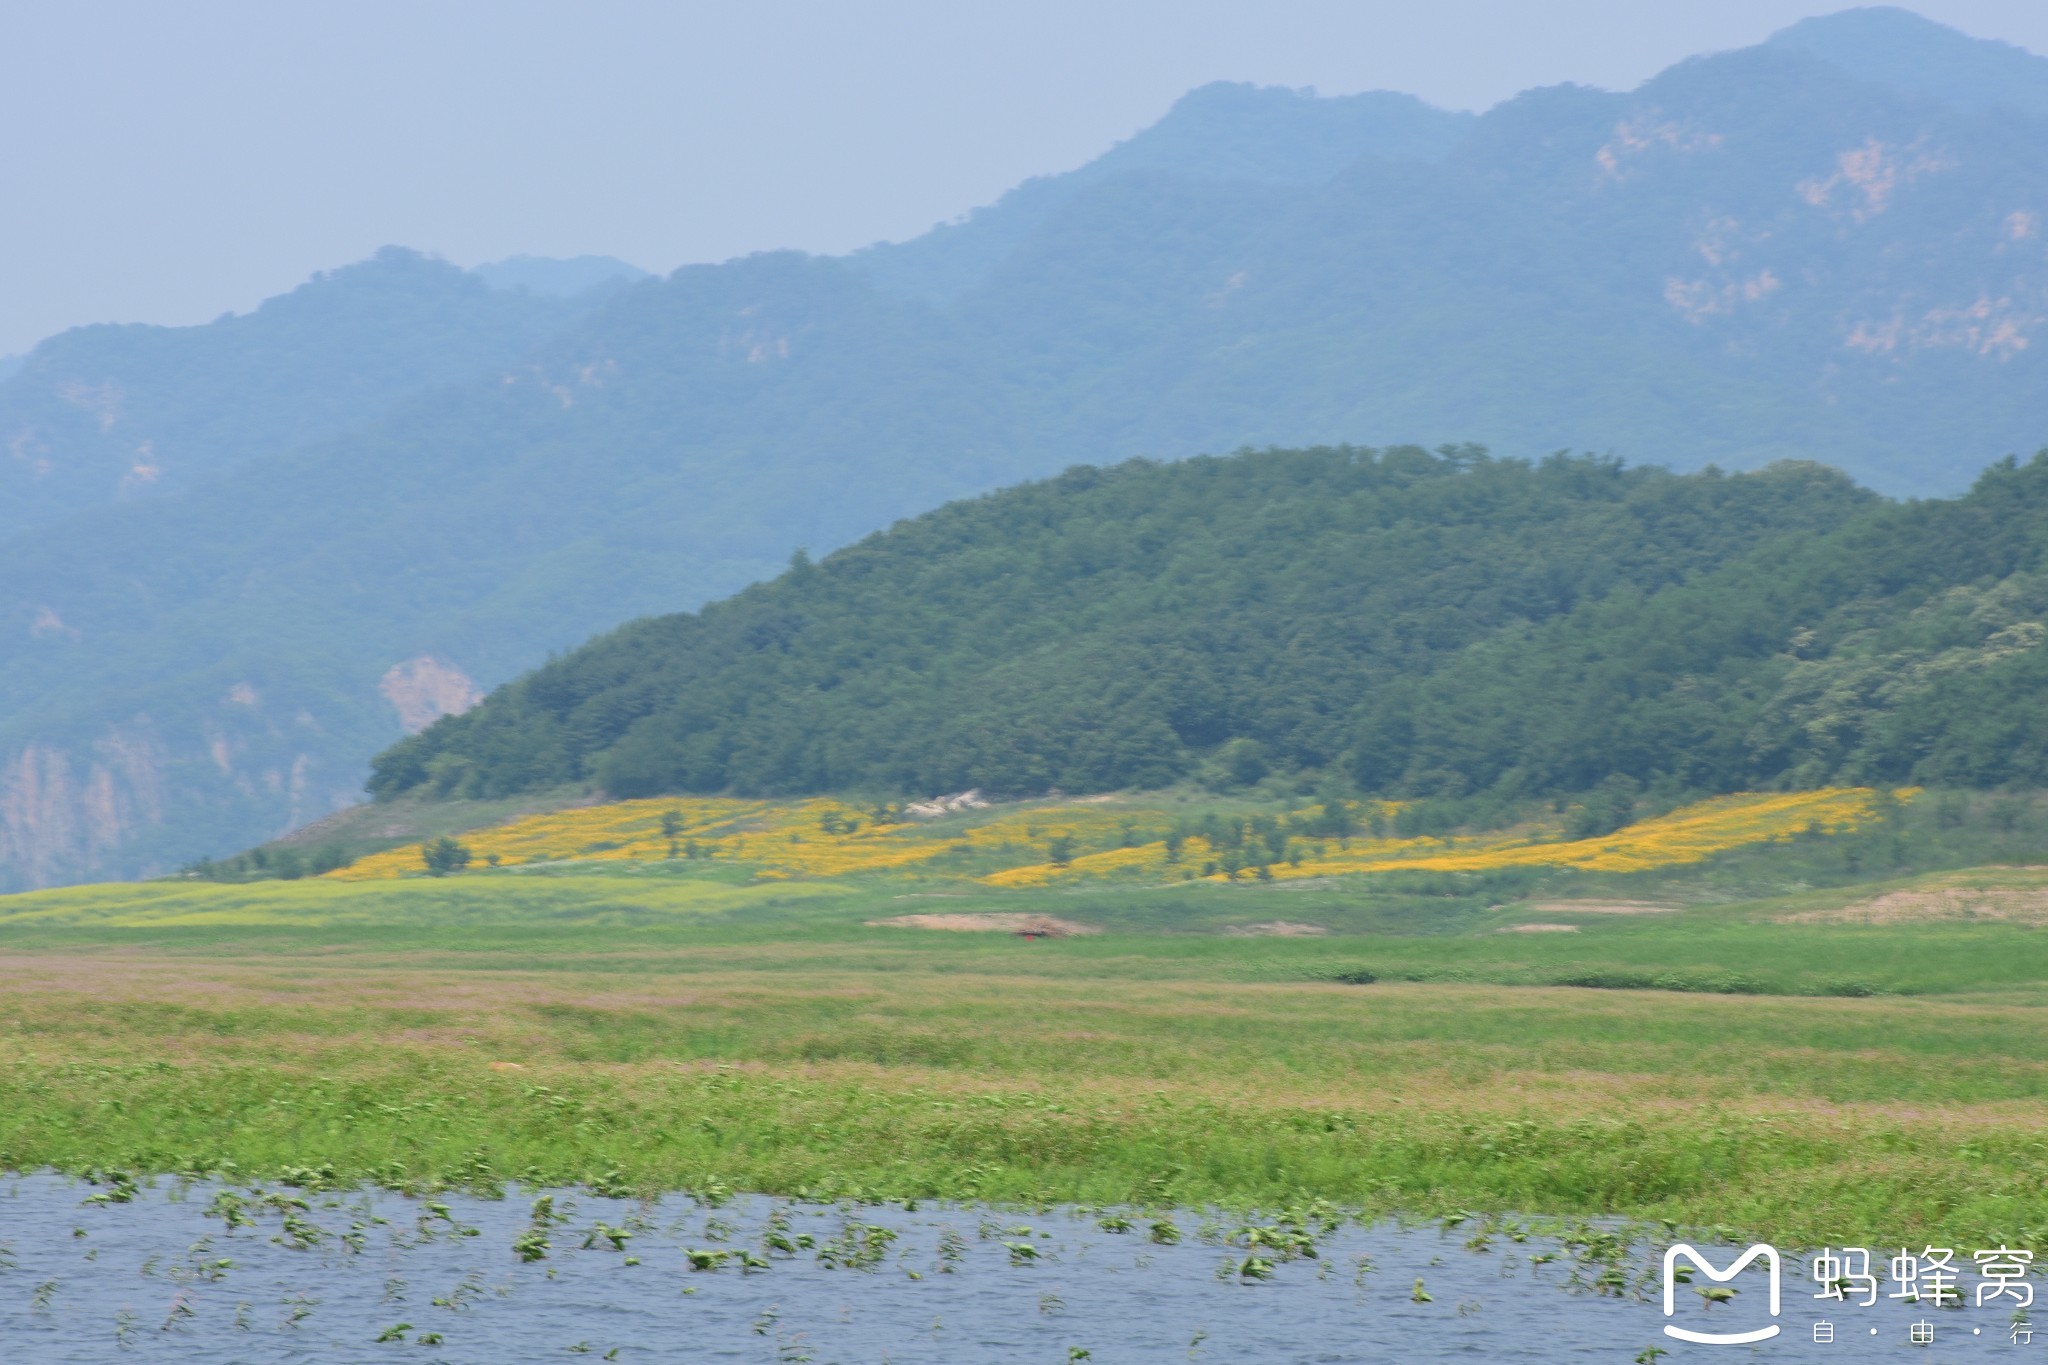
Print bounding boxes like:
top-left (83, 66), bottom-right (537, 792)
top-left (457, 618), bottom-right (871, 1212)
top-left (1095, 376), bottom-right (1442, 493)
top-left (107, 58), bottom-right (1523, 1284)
top-left (379, 656), bottom-right (484, 735)
top-left (0, 730), bottom-right (165, 888)
top-left (0, 655), bottom-right (484, 890)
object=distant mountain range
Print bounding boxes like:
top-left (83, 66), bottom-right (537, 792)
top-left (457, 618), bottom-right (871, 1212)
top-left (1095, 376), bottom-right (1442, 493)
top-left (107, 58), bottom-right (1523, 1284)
top-left (1, 7), bottom-right (2044, 888)
top-left (0, 250), bottom-right (645, 540)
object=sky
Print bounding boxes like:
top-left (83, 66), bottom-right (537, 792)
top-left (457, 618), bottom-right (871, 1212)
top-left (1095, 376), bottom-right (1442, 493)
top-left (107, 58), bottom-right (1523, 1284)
top-left (3, 1), bottom-right (2045, 357)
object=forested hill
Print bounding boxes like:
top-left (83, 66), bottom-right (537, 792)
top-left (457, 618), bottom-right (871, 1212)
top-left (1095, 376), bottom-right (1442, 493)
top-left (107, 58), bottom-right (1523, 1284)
top-left (364, 444), bottom-right (2048, 806)
top-left (9, 7), bottom-right (2048, 888)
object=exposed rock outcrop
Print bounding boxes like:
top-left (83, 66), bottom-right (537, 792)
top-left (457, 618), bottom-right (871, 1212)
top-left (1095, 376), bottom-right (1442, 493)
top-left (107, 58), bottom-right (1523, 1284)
top-left (379, 656), bottom-right (483, 734)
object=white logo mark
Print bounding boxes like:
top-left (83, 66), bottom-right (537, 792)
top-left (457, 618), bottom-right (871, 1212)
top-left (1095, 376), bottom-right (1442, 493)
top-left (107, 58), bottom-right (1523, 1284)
top-left (1662, 1243), bottom-right (1782, 1345)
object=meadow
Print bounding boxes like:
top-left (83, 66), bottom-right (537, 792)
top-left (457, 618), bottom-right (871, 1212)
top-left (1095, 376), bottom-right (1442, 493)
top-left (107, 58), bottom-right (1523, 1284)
top-left (4, 786), bottom-right (2048, 1250)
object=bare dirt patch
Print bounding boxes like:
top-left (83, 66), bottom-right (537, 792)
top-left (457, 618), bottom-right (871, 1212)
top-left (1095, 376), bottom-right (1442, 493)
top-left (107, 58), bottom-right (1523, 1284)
top-left (1222, 921), bottom-right (1329, 937)
top-left (1526, 900), bottom-right (1682, 915)
top-left (1784, 882), bottom-right (2048, 926)
top-left (1498, 923), bottom-right (1582, 934)
top-left (867, 913), bottom-right (1102, 937)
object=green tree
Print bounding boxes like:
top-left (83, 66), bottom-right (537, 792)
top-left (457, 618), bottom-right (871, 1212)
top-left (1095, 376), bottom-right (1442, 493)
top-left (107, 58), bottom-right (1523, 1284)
top-left (308, 845), bottom-right (352, 875)
top-left (1309, 797), bottom-right (1356, 845)
top-left (1567, 776), bottom-right (1639, 840)
top-left (1212, 739), bottom-right (1269, 790)
top-left (422, 837), bottom-right (472, 877)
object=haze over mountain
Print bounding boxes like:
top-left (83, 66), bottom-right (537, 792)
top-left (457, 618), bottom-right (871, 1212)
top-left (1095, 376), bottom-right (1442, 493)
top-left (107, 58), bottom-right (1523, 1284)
top-left (0, 250), bottom-right (621, 540)
top-left (1, 7), bottom-right (2044, 888)
top-left (1767, 5), bottom-right (2048, 116)
top-left (467, 255), bottom-right (652, 299)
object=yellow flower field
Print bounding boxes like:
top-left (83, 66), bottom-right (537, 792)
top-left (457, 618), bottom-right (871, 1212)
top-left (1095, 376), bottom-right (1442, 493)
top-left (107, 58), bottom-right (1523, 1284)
top-left (331, 793), bottom-right (1168, 883)
top-left (332, 787), bottom-right (1909, 888)
top-left (1273, 787), bottom-right (1898, 879)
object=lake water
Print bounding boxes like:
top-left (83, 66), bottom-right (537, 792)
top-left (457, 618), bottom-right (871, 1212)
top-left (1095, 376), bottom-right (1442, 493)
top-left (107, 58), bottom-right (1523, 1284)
top-left (0, 1173), bottom-right (2026, 1360)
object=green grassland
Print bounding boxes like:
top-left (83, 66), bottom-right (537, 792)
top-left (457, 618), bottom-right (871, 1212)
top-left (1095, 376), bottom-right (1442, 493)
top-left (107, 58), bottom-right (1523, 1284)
top-left (11, 863), bottom-right (2048, 999)
top-left (4, 798), bottom-right (2048, 1248)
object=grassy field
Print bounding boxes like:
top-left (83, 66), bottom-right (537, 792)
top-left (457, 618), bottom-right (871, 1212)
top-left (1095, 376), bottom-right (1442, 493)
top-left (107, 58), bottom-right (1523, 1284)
top-left (4, 788), bottom-right (2048, 1249)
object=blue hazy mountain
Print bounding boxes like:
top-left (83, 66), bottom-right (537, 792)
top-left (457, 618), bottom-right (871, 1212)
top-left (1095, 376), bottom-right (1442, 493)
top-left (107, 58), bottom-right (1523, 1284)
top-left (0, 9), bottom-right (2043, 887)
top-left (853, 82), bottom-right (1475, 302)
top-left (470, 254), bottom-right (653, 297)
top-left (1768, 5), bottom-right (2048, 116)
top-left (0, 248), bottom-right (610, 539)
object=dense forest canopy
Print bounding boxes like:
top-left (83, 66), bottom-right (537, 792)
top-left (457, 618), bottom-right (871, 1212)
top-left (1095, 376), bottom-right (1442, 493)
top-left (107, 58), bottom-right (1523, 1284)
top-left (367, 443), bottom-right (2048, 806)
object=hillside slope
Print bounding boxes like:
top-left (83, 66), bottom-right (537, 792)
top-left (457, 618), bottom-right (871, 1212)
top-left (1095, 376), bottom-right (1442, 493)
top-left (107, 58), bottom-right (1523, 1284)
top-left (0, 254), bottom-right (1003, 886)
top-left (1768, 5), bottom-right (2048, 117)
top-left (372, 446), bottom-right (2048, 807)
top-left (0, 249), bottom-right (609, 539)
top-left (368, 447), bottom-right (1895, 802)
top-left (944, 42), bottom-right (2047, 493)
top-left (5, 8), bottom-right (2048, 886)
top-left (851, 82), bottom-right (1475, 303)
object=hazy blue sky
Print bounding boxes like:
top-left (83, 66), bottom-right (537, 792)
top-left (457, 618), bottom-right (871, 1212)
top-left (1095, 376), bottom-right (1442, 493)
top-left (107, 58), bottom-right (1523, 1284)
top-left (3, 1), bottom-right (2044, 355)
